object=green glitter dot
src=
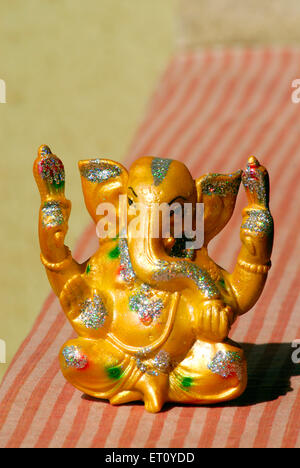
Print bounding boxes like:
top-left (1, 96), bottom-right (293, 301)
top-left (108, 245), bottom-right (120, 259)
top-left (86, 264), bottom-right (91, 274)
top-left (106, 365), bottom-right (123, 380)
top-left (181, 376), bottom-right (193, 388)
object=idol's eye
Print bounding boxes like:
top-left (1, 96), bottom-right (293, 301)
top-left (128, 197), bottom-right (134, 206)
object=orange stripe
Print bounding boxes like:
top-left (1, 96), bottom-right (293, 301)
top-left (35, 382), bottom-right (75, 448)
top-left (144, 411), bottom-right (167, 447)
top-left (169, 407), bottom-right (197, 448)
top-left (118, 406), bottom-right (145, 448)
top-left (62, 398), bottom-right (92, 448)
top-left (90, 404), bottom-right (119, 447)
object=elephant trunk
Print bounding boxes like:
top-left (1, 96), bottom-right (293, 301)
top-left (127, 208), bottom-right (220, 299)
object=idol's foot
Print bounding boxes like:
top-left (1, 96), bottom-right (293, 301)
top-left (59, 337), bottom-right (133, 398)
top-left (135, 373), bottom-right (169, 413)
top-left (110, 391), bottom-right (143, 405)
top-left (168, 339), bottom-right (247, 405)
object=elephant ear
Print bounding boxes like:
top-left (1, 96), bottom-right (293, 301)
top-left (78, 158), bottom-right (128, 231)
top-left (196, 170), bottom-right (242, 245)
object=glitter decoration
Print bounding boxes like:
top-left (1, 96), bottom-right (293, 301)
top-left (80, 160), bottom-right (122, 183)
top-left (151, 158), bottom-right (173, 186)
top-left (153, 260), bottom-right (219, 299)
top-left (105, 365), bottom-right (123, 380)
top-left (201, 171), bottom-right (242, 197)
top-left (129, 283), bottom-right (164, 324)
top-left (208, 350), bottom-right (242, 381)
top-left (62, 345), bottom-right (88, 369)
top-left (153, 350), bottom-right (171, 373)
top-left (38, 155), bottom-right (65, 192)
top-left (242, 209), bottom-right (273, 236)
top-left (242, 163), bottom-right (269, 207)
top-left (134, 348), bottom-right (171, 376)
top-left (118, 238), bottom-right (136, 283)
top-left (41, 200), bottom-right (64, 228)
top-left (78, 294), bottom-right (107, 329)
top-left (86, 264), bottom-right (91, 275)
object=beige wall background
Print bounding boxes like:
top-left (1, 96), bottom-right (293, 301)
top-left (0, 0), bottom-right (175, 382)
top-left (178, 0), bottom-right (300, 48)
top-left (1, 0), bottom-right (299, 383)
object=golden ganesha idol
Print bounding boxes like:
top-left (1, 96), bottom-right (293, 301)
top-left (33, 145), bottom-right (273, 413)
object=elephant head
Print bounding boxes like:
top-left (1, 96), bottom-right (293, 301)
top-left (79, 157), bottom-right (241, 298)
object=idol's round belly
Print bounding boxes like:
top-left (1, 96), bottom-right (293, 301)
top-left (110, 292), bottom-right (195, 360)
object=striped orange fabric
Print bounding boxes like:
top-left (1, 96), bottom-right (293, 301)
top-left (1, 48), bottom-right (300, 448)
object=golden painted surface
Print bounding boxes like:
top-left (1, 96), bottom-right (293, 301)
top-left (34, 146), bottom-right (273, 412)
